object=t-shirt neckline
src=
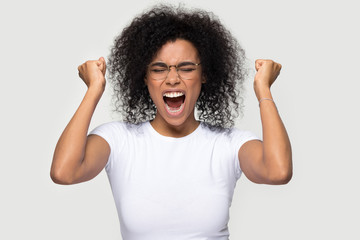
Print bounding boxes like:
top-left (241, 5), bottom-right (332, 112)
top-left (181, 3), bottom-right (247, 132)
top-left (145, 121), bottom-right (203, 142)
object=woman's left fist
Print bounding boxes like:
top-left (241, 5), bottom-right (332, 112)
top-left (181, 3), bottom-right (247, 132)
top-left (254, 59), bottom-right (282, 90)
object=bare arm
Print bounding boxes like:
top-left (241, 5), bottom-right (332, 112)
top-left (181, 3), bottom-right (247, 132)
top-left (238, 59), bottom-right (292, 185)
top-left (50, 57), bottom-right (110, 185)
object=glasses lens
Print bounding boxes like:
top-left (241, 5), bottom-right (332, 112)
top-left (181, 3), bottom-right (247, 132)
top-left (148, 62), bottom-right (200, 80)
top-left (177, 63), bottom-right (197, 80)
top-left (149, 64), bottom-right (168, 80)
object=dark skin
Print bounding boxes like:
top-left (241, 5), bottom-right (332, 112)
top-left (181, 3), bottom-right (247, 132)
top-left (51, 40), bottom-right (292, 185)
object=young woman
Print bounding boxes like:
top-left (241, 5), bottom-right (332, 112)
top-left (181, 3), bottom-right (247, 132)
top-left (51, 5), bottom-right (292, 239)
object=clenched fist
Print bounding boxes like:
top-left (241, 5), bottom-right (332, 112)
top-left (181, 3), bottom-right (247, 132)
top-left (78, 57), bottom-right (107, 91)
top-left (254, 59), bottom-right (282, 100)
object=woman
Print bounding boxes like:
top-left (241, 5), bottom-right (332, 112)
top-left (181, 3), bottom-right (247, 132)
top-left (51, 5), bottom-right (292, 239)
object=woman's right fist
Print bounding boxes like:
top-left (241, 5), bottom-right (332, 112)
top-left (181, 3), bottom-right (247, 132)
top-left (78, 57), bottom-right (106, 90)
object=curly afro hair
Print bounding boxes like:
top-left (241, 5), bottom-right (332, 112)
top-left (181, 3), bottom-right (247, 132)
top-left (108, 4), bottom-right (247, 129)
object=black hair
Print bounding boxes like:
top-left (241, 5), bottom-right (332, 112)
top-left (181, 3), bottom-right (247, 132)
top-left (108, 4), bottom-right (247, 129)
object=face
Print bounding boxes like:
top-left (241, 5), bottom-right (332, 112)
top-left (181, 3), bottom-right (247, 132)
top-left (145, 39), bottom-right (205, 132)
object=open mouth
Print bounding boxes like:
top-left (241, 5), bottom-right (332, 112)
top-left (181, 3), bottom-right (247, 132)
top-left (163, 91), bottom-right (186, 114)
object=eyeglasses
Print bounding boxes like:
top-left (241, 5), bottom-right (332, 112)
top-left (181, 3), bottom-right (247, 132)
top-left (147, 61), bottom-right (201, 81)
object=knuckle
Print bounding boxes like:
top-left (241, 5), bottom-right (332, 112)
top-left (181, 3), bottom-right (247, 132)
top-left (85, 60), bottom-right (94, 66)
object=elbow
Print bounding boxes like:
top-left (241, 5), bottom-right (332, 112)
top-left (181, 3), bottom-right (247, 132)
top-left (50, 167), bottom-right (76, 185)
top-left (266, 156), bottom-right (293, 185)
top-left (268, 169), bottom-right (292, 185)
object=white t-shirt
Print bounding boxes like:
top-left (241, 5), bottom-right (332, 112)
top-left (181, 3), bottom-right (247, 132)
top-left (90, 121), bottom-right (259, 240)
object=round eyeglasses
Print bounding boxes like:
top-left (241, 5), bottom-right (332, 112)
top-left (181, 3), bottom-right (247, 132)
top-left (147, 61), bottom-right (201, 81)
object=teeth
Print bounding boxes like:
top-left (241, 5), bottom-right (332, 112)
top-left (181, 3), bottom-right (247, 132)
top-left (163, 92), bottom-right (184, 98)
top-left (165, 103), bottom-right (184, 113)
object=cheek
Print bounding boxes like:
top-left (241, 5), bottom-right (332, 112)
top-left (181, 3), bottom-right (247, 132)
top-left (147, 84), bottom-right (162, 105)
top-left (188, 83), bottom-right (203, 103)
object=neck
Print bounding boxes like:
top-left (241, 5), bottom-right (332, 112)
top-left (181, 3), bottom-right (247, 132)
top-left (150, 114), bottom-right (200, 138)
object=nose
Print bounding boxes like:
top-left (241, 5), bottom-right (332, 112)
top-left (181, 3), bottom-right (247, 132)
top-left (165, 66), bottom-right (180, 85)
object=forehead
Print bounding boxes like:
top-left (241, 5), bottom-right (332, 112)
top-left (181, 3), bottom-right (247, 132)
top-left (152, 39), bottom-right (199, 63)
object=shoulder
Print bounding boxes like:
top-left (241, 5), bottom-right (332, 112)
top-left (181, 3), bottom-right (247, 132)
top-left (89, 121), bottom-right (149, 148)
top-left (91, 121), bottom-right (128, 131)
top-left (90, 121), bottom-right (148, 135)
top-left (229, 128), bottom-right (260, 141)
top-left (198, 123), bottom-right (259, 151)
top-left (200, 123), bottom-right (259, 142)
top-left (229, 128), bottom-right (260, 153)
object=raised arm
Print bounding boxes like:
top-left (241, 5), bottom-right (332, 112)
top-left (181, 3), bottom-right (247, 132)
top-left (50, 57), bottom-right (110, 185)
top-left (238, 59), bottom-right (292, 185)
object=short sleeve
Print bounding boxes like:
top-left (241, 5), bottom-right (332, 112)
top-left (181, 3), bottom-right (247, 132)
top-left (230, 129), bottom-right (261, 180)
top-left (89, 121), bottom-right (126, 172)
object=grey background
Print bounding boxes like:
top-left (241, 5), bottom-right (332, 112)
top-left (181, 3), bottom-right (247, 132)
top-left (1, 0), bottom-right (359, 239)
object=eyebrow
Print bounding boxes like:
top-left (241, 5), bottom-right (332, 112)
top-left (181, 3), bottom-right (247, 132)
top-left (149, 61), bottom-right (197, 67)
top-left (177, 62), bottom-right (196, 67)
top-left (149, 62), bottom-right (168, 67)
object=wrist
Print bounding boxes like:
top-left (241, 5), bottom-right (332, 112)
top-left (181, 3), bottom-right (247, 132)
top-left (254, 85), bottom-right (272, 101)
top-left (86, 85), bottom-right (105, 101)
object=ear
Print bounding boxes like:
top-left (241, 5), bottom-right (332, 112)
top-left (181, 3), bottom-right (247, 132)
top-left (144, 76), bottom-right (148, 85)
top-left (201, 75), bottom-right (206, 84)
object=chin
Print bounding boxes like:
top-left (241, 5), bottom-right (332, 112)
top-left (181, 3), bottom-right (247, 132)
top-left (161, 111), bottom-right (189, 127)
top-left (157, 105), bottom-right (196, 129)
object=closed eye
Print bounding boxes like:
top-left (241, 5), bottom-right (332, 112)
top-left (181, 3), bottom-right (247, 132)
top-left (178, 68), bottom-right (196, 72)
top-left (151, 68), bottom-right (167, 73)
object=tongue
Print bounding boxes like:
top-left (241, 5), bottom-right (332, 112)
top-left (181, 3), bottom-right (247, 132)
top-left (165, 96), bottom-right (184, 108)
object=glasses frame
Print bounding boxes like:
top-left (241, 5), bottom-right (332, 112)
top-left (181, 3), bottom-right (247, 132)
top-left (147, 61), bottom-right (201, 81)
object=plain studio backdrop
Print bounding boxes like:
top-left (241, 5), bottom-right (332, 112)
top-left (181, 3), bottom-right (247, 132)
top-left (0, 0), bottom-right (359, 239)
